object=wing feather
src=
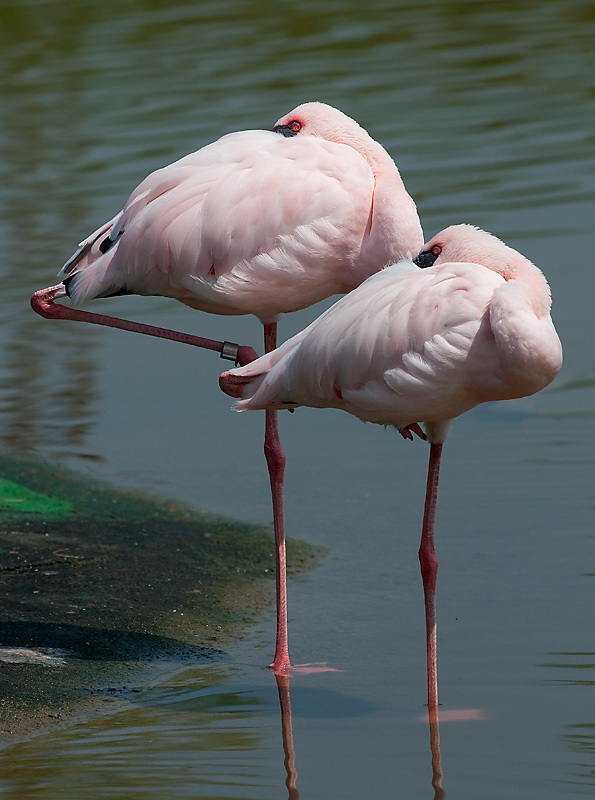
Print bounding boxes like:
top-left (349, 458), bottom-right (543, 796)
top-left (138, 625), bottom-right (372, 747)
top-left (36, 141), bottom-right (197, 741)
top-left (63, 130), bottom-right (375, 318)
top-left (234, 261), bottom-right (506, 426)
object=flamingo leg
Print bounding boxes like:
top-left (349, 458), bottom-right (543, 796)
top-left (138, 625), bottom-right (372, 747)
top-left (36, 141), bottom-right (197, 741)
top-left (30, 285), bottom-right (258, 366)
top-left (33, 285), bottom-right (291, 671)
top-left (418, 442), bottom-right (443, 716)
top-left (263, 322), bottom-right (290, 674)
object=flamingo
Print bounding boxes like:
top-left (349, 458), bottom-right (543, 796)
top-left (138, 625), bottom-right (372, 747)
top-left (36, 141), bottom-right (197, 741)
top-left (34, 102), bottom-right (423, 674)
top-left (219, 224), bottom-right (563, 709)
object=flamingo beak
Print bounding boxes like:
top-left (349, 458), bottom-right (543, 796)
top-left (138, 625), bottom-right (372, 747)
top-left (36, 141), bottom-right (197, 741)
top-left (413, 250), bottom-right (440, 268)
top-left (273, 124), bottom-right (299, 138)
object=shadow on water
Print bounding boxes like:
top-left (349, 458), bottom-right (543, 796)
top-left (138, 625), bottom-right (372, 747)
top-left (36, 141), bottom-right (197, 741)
top-left (144, 673), bottom-right (379, 720)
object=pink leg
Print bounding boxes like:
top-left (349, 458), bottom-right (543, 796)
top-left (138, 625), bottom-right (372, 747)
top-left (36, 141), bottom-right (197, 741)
top-left (418, 442), bottom-right (443, 716)
top-left (34, 285), bottom-right (291, 672)
top-left (263, 322), bottom-right (290, 674)
top-left (30, 285), bottom-right (258, 366)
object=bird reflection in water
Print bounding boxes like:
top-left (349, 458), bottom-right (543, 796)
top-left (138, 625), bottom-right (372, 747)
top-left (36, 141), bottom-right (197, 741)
top-left (275, 674), bottom-right (300, 800)
top-left (273, 670), bottom-right (450, 799)
top-left (428, 706), bottom-right (446, 800)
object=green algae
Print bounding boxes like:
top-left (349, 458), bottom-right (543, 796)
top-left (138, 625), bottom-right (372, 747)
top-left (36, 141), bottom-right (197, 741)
top-left (0, 479), bottom-right (72, 517)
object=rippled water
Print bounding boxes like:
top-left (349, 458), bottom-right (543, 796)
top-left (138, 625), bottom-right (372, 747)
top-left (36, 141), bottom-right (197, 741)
top-left (0, 0), bottom-right (594, 797)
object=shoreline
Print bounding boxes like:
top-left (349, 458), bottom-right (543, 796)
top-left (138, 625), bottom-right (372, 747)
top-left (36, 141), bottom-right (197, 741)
top-left (0, 455), bottom-right (320, 743)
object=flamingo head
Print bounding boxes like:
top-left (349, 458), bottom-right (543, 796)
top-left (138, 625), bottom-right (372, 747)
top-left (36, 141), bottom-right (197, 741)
top-left (273, 102), bottom-right (368, 145)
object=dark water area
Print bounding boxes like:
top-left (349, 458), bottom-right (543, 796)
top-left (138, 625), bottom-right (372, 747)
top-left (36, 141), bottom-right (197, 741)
top-left (0, 0), bottom-right (594, 797)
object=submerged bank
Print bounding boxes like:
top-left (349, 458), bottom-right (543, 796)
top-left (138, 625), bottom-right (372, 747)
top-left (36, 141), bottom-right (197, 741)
top-left (0, 455), bottom-right (320, 742)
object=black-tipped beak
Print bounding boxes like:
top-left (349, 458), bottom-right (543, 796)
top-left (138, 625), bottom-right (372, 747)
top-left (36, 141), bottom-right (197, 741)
top-left (272, 124), bottom-right (299, 138)
top-left (413, 250), bottom-right (440, 268)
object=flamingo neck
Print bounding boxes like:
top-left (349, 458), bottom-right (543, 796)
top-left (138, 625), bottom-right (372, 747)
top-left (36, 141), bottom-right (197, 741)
top-left (349, 134), bottom-right (424, 270)
top-left (499, 260), bottom-right (552, 318)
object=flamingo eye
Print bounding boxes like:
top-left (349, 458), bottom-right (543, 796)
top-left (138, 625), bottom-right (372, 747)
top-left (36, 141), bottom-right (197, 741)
top-left (288, 120), bottom-right (302, 133)
top-left (430, 245), bottom-right (442, 257)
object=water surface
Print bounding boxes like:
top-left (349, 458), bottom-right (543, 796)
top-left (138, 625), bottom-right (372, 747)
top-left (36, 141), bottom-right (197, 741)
top-left (0, 1), bottom-right (594, 797)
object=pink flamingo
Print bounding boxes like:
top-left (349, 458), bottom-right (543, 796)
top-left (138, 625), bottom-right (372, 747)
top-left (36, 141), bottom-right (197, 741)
top-left (33, 102), bottom-right (423, 674)
top-left (220, 224), bottom-right (563, 709)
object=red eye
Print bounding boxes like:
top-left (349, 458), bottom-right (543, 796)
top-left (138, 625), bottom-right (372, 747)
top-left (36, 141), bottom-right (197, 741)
top-left (431, 245), bottom-right (442, 257)
top-left (289, 120), bottom-right (302, 133)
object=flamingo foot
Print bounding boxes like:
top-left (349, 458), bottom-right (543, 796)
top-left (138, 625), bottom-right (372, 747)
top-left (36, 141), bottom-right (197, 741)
top-left (270, 661), bottom-right (343, 675)
top-left (269, 651), bottom-right (291, 676)
top-left (30, 284), bottom-right (68, 317)
top-left (31, 285), bottom-right (259, 365)
top-left (398, 422), bottom-right (427, 441)
top-left (290, 662), bottom-right (344, 674)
